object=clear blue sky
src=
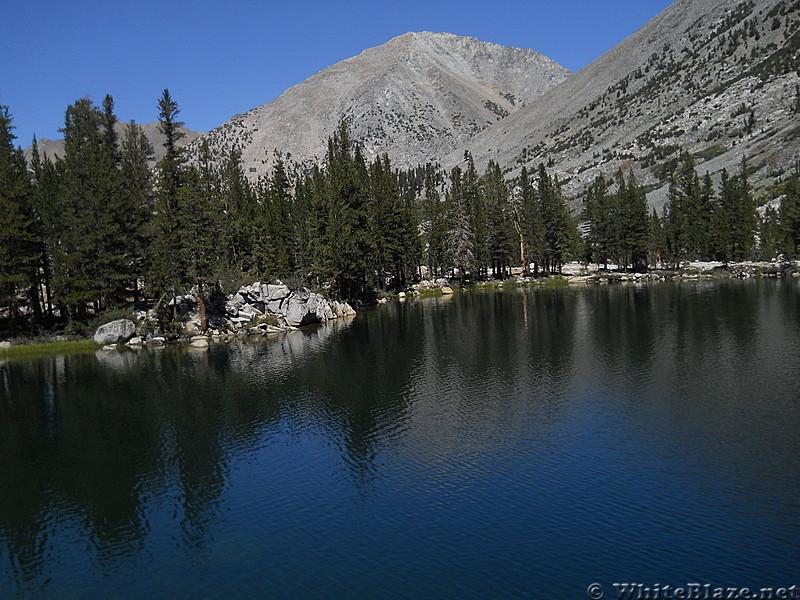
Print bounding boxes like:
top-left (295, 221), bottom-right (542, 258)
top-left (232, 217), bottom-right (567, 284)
top-left (2, 0), bottom-right (674, 147)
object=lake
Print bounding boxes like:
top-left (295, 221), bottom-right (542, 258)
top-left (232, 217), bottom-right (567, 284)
top-left (1, 279), bottom-right (799, 599)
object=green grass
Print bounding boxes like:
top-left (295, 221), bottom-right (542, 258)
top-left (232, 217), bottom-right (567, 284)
top-left (544, 278), bottom-right (570, 287)
top-left (416, 288), bottom-right (447, 297)
top-left (0, 339), bottom-right (100, 359)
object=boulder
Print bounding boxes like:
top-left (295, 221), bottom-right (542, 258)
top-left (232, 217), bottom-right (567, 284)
top-left (189, 339), bottom-right (209, 349)
top-left (441, 286), bottom-right (454, 295)
top-left (285, 296), bottom-right (311, 327)
top-left (94, 319), bottom-right (136, 345)
top-left (266, 284), bottom-right (290, 301)
top-left (231, 293), bottom-right (246, 306)
top-left (306, 294), bottom-right (320, 315)
top-left (239, 303), bottom-right (263, 317)
top-left (127, 337), bottom-right (143, 347)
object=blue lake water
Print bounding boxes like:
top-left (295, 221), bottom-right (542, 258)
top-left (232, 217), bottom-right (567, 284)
top-left (1, 279), bottom-right (799, 599)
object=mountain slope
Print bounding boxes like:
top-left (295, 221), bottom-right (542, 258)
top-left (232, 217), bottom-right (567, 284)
top-left (448, 0), bottom-right (799, 206)
top-left (192, 31), bottom-right (569, 173)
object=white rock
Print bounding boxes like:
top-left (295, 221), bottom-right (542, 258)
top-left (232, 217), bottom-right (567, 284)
top-left (94, 319), bottom-right (136, 345)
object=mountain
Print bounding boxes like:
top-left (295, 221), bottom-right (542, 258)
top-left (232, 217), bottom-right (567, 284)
top-left (191, 31), bottom-right (569, 173)
top-left (447, 0), bottom-right (799, 206)
top-left (23, 121), bottom-right (202, 164)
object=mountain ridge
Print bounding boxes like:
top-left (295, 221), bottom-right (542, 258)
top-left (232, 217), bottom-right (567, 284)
top-left (189, 31), bottom-right (569, 173)
top-left (446, 0), bottom-right (799, 206)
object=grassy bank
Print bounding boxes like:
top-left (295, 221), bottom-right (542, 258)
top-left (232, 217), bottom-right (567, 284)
top-left (0, 339), bottom-right (100, 360)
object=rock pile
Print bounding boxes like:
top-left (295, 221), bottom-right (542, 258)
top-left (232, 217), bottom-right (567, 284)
top-left (93, 283), bottom-right (356, 347)
top-left (221, 283), bottom-right (356, 328)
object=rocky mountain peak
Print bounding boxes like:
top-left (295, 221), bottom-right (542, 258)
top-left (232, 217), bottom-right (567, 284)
top-left (189, 31), bottom-right (569, 175)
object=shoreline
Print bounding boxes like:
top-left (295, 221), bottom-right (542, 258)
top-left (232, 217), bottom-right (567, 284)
top-left (3, 264), bottom-right (797, 359)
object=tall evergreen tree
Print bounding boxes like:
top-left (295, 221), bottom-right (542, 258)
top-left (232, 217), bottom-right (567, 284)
top-left (447, 166), bottom-right (474, 280)
top-left (584, 174), bottom-right (613, 268)
top-left (518, 166), bottom-right (543, 275)
top-left (264, 154), bottom-right (294, 279)
top-left (29, 137), bottom-right (61, 322)
top-left (462, 153), bottom-right (487, 278)
top-left (54, 97), bottom-right (122, 318)
top-left (119, 120), bottom-right (155, 303)
top-left (665, 152), bottom-right (703, 264)
top-left (368, 154), bottom-right (411, 290)
top-left (422, 168), bottom-right (449, 277)
top-left (313, 122), bottom-right (372, 299)
top-left (151, 89), bottom-right (189, 317)
top-left (482, 160), bottom-right (514, 278)
top-left (537, 164), bottom-right (572, 274)
top-left (218, 149), bottom-right (257, 275)
top-left (779, 167), bottom-right (800, 257)
top-left (614, 170), bottom-right (650, 271)
top-left (0, 106), bottom-right (41, 332)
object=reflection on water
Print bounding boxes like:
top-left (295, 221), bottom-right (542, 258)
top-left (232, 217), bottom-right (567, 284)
top-left (1, 281), bottom-right (799, 599)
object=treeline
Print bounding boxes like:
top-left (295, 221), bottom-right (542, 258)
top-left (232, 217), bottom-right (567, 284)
top-left (0, 92), bottom-right (579, 333)
top-left (583, 151), bottom-right (800, 270)
top-left (2, 92), bottom-right (800, 334)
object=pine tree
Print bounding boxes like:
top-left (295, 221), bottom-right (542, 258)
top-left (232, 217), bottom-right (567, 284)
top-left (649, 209), bottom-right (666, 267)
top-left (29, 137), bottom-right (60, 322)
top-left (537, 164), bottom-right (572, 274)
top-left (447, 166), bottom-right (474, 280)
top-left (0, 106), bottom-right (41, 332)
top-left (55, 97), bottom-right (122, 318)
top-left (119, 120), bottom-right (155, 304)
top-left (758, 206), bottom-right (783, 260)
top-left (368, 154), bottom-right (410, 290)
top-left (518, 166), bottom-right (543, 275)
top-left (614, 170), bottom-right (650, 271)
top-left (665, 152), bottom-right (701, 264)
top-left (151, 89), bottom-right (189, 318)
top-left (482, 160), bottom-right (514, 278)
top-left (422, 168), bottom-right (449, 277)
top-left (265, 154), bottom-right (294, 279)
top-left (584, 175), bottom-right (613, 268)
top-left (462, 152), bottom-right (487, 278)
top-left (180, 164), bottom-right (217, 331)
top-left (779, 167), bottom-right (800, 258)
top-left (313, 122), bottom-right (371, 299)
top-left (218, 149), bottom-right (257, 275)
top-left (728, 157), bottom-right (756, 260)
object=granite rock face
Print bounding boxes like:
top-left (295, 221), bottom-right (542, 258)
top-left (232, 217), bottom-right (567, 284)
top-left (449, 0), bottom-right (799, 205)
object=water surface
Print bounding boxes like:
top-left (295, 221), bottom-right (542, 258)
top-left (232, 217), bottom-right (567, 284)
top-left (1, 280), bottom-right (799, 599)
